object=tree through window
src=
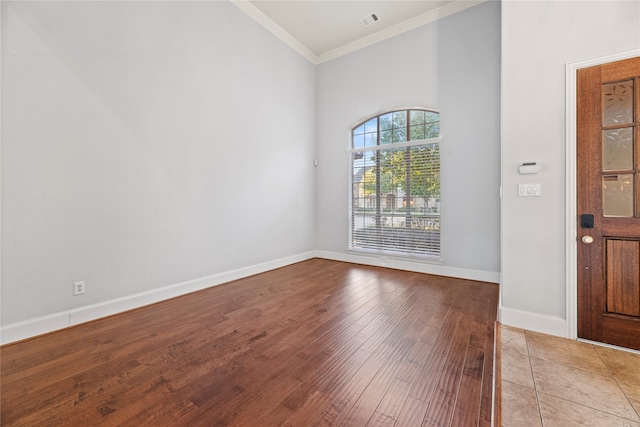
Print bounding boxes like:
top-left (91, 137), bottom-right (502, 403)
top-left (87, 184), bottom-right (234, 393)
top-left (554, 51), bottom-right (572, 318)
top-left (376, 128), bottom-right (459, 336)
top-left (349, 108), bottom-right (441, 258)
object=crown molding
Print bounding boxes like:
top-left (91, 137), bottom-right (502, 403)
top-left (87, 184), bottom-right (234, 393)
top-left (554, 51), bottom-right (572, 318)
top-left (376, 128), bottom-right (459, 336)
top-left (232, 0), bottom-right (486, 66)
top-left (231, 0), bottom-right (318, 64)
top-left (316, 0), bottom-right (486, 64)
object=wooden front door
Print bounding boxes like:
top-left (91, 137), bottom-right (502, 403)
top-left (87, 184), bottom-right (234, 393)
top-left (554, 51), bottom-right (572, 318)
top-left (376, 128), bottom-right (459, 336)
top-left (577, 56), bottom-right (640, 351)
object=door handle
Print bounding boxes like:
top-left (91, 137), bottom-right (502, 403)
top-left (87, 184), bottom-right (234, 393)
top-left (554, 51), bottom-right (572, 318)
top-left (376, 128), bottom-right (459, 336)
top-left (582, 235), bottom-right (594, 244)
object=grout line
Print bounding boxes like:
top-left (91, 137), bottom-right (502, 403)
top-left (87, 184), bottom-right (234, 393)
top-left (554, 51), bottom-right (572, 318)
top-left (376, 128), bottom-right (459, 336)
top-left (535, 390), bottom-right (640, 425)
top-left (593, 344), bottom-right (617, 379)
top-left (523, 330), bottom-right (545, 426)
top-left (594, 345), bottom-right (640, 421)
top-left (502, 328), bottom-right (640, 426)
top-left (521, 331), bottom-right (640, 425)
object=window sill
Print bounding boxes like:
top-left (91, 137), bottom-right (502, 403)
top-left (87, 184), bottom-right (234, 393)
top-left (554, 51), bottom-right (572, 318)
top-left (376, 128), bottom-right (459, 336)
top-left (345, 248), bottom-right (444, 266)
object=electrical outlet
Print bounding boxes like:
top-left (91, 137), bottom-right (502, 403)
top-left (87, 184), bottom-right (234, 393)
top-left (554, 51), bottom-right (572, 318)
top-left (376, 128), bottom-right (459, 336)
top-left (73, 281), bottom-right (85, 296)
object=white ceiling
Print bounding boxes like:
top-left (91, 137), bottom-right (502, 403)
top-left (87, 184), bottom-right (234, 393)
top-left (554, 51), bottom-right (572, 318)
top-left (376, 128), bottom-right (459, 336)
top-left (235, 0), bottom-right (485, 64)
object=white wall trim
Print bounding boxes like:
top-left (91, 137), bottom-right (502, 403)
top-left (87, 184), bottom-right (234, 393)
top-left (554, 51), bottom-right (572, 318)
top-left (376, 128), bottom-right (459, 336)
top-left (315, 250), bottom-right (500, 283)
top-left (316, 1), bottom-right (485, 64)
top-left (230, 0), bottom-right (317, 64)
top-left (1, 252), bottom-right (316, 345)
top-left (500, 307), bottom-right (567, 338)
top-left (565, 49), bottom-right (640, 341)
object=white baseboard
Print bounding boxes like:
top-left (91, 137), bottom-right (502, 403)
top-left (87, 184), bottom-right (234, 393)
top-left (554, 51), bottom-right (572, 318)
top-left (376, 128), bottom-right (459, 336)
top-left (1, 251), bottom-right (501, 345)
top-left (499, 306), bottom-right (568, 338)
top-left (314, 250), bottom-right (500, 283)
top-left (1, 252), bottom-right (316, 345)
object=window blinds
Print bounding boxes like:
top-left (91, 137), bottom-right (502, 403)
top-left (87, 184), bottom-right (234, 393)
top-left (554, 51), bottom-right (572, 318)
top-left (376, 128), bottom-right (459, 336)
top-left (349, 109), bottom-right (441, 258)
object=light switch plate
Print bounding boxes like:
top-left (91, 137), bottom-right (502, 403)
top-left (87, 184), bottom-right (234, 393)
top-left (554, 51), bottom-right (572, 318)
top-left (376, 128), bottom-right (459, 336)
top-left (518, 183), bottom-right (541, 197)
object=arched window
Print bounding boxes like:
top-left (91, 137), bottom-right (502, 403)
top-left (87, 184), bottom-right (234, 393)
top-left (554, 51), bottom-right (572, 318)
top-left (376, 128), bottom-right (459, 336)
top-left (349, 108), bottom-right (441, 258)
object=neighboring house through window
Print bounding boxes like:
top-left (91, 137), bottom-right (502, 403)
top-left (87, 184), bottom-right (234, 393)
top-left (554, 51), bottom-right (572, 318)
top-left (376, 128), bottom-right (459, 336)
top-left (349, 108), bottom-right (441, 258)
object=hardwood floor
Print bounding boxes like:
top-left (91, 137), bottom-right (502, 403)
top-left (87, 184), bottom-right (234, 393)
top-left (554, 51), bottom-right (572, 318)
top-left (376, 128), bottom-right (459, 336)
top-left (1, 259), bottom-right (499, 426)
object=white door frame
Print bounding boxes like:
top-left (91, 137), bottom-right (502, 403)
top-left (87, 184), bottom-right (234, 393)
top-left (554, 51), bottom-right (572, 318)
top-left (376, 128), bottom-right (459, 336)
top-left (565, 49), bottom-right (640, 341)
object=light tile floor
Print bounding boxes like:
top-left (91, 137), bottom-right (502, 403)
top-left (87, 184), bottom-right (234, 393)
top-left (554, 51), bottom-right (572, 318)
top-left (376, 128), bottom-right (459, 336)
top-left (500, 325), bottom-right (640, 427)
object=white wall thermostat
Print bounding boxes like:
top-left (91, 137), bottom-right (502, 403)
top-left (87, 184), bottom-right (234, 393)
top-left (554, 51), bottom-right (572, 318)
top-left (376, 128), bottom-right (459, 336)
top-left (518, 162), bottom-right (539, 174)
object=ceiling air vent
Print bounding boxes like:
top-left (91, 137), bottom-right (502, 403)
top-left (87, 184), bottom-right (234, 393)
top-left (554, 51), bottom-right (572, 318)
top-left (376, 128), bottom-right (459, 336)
top-left (360, 13), bottom-right (379, 27)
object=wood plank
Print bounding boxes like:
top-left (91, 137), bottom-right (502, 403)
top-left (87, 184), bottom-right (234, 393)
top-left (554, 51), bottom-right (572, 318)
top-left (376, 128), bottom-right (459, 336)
top-left (0, 259), bottom-right (499, 426)
top-left (203, 374), bottom-right (301, 425)
top-left (449, 345), bottom-right (485, 427)
top-left (375, 378), bottom-right (413, 420)
top-left (279, 390), bottom-right (331, 427)
top-left (311, 344), bottom-right (400, 426)
top-left (394, 396), bottom-right (430, 427)
top-left (422, 316), bottom-right (473, 426)
top-left (366, 411), bottom-right (396, 427)
top-left (338, 344), bottom-right (408, 425)
top-left (490, 323), bottom-right (502, 427)
top-left (409, 309), bottom-right (461, 403)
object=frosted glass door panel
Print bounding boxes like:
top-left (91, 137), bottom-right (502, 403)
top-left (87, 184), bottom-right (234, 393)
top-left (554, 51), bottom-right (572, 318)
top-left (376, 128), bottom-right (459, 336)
top-left (603, 174), bottom-right (634, 217)
top-left (603, 80), bottom-right (634, 126)
top-left (602, 127), bottom-right (633, 171)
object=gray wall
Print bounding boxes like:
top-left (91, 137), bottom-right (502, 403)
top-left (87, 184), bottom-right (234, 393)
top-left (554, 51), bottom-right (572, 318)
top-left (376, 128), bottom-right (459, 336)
top-left (1, 1), bottom-right (317, 325)
top-left (316, 1), bottom-right (501, 275)
top-left (501, 0), bottom-right (640, 330)
top-left (8, 0), bottom-right (635, 342)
